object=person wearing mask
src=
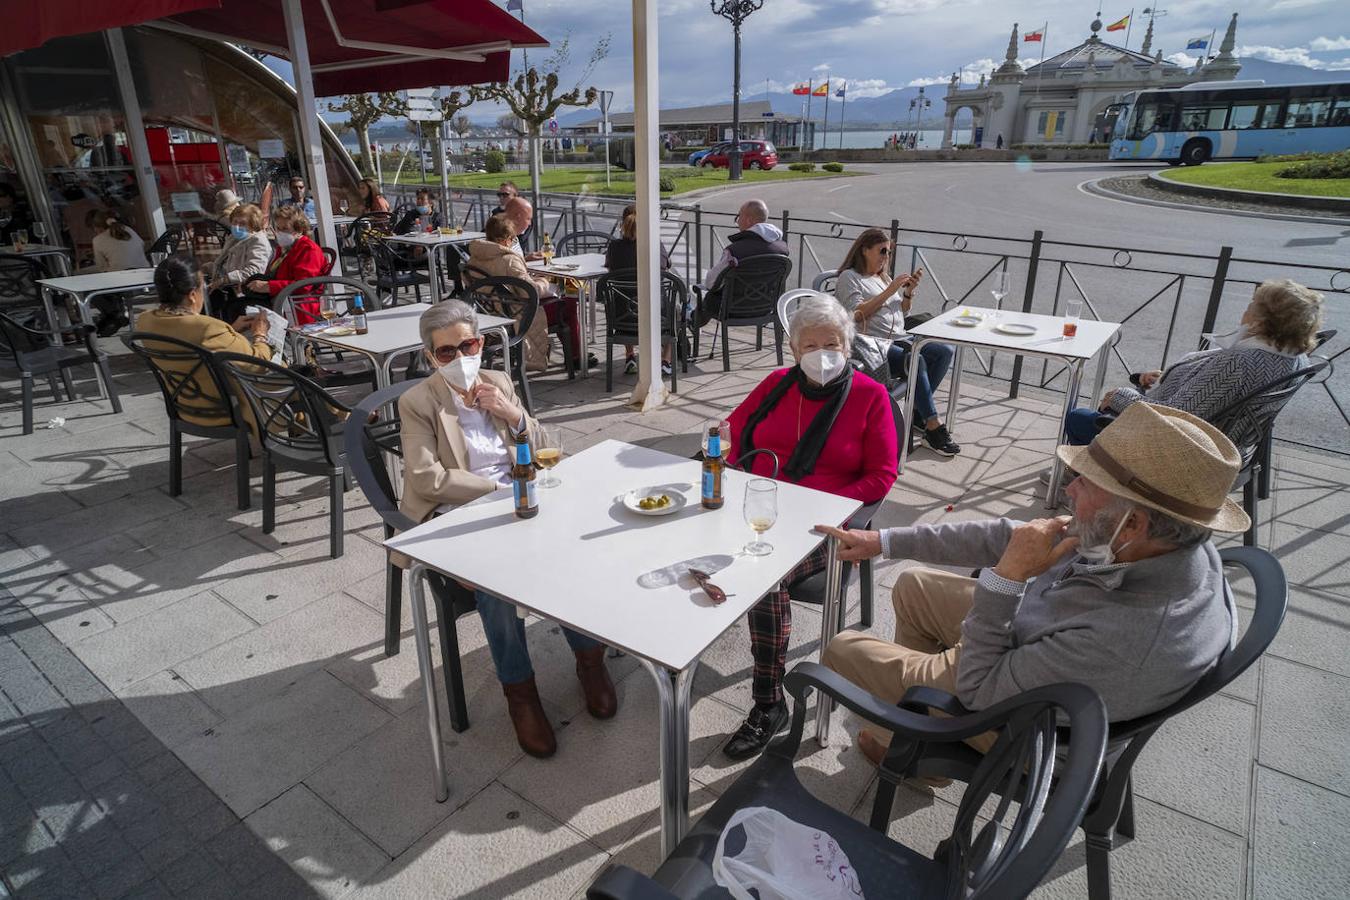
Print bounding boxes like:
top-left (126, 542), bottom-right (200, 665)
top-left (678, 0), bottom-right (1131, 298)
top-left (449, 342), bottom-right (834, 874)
top-left (356, 177), bottom-right (391, 215)
top-left (604, 204), bottom-right (673, 375)
top-left (398, 301), bottom-right (618, 757)
top-left (835, 227), bottom-right (959, 457)
top-left (717, 293), bottom-right (898, 760)
top-left (502, 197), bottom-right (592, 369)
top-left (86, 208), bottom-right (150, 336)
top-left (465, 214), bottom-right (553, 373)
top-left (694, 199), bottom-right (788, 328)
top-left (394, 189), bottom-right (443, 235)
top-left (277, 175), bottom-right (316, 222)
top-left (242, 205), bottom-right (326, 321)
top-left (207, 203), bottom-right (272, 321)
top-left (214, 189), bottom-right (240, 225)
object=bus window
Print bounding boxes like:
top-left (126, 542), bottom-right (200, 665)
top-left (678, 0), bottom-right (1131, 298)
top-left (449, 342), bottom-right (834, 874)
top-left (1258, 104), bottom-right (1283, 128)
top-left (1181, 104), bottom-right (1227, 131)
top-left (1285, 98), bottom-right (1331, 127)
top-left (1228, 103), bottom-right (1261, 129)
top-left (1126, 102), bottom-right (1161, 139)
top-left (1329, 98), bottom-right (1350, 127)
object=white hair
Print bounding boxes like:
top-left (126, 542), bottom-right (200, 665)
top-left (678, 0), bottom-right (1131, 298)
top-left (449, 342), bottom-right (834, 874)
top-left (419, 300), bottom-right (478, 351)
top-left (739, 199), bottom-right (769, 224)
top-left (788, 292), bottom-right (855, 349)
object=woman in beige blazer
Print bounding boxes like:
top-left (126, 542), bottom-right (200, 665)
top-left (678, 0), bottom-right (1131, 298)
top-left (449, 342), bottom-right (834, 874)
top-left (399, 301), bottom-right (617, 759)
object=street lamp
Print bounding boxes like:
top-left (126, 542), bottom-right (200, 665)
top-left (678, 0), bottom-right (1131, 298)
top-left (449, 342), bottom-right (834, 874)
top-left (710, 0), bottom-right (765, 181)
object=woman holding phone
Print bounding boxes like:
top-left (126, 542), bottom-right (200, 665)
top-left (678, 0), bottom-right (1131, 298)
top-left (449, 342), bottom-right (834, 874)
top-left (834, 227), bottom-right (959, 456)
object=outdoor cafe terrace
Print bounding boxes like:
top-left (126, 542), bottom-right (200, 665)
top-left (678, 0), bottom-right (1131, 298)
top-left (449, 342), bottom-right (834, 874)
top-left (1, 201), bottom-right (1347, 899)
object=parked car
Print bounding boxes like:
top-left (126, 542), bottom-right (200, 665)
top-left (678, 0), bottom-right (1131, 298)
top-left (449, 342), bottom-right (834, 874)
top-left (688, 143), bottom-right (730, 167)
top-left (700, 140), bottom-right (778, 170)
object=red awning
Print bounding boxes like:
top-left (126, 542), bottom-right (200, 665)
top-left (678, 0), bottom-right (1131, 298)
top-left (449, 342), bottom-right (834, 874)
top-left (2, 0), bottom-right (546, 94)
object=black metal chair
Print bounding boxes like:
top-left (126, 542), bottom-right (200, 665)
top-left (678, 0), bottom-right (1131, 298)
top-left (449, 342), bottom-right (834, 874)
top-left (121, 331), bottom-right (252, 510)
top-left (587, 668), bottom-right (1108, 900)
top-left (693, 254), bottom-right (793, 372)
top-left (146, 226), bottom-right (185, 258)
top-left (189, 218), bottom-right (232, 257)
top-left (1209, 362), bottom-right (1327, 547)
top-left (0, 253), bottom-right (47, 316)
top-left (214, 352), bottom-right (352, 558)
top-left (319, 246), bottom-right (338, 276)
top-left (369, 238), bottom-right (429, 306)
top-left (275, 275), bottom-right (384, 389)
top-left (595, 268), bottom-right (688, 393)
top-left (463, 273), bottom-right (546, 413)
top-left (342, 379), bottom-right (479, 732)
top-left (881, 546), bottom-right (1287, 900)
top-left (555, 230), bottom-right (613, 256)
top-left (1, 312), bottom-right (122, 434)
top-left (341, 211), bottom-right (393, 275)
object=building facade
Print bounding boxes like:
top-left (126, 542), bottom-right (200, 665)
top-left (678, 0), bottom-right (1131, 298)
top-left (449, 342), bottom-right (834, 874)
top-left (941, 13), bottom-right (1243, 148)
top-left (572, 100), bottom-right (811, 150)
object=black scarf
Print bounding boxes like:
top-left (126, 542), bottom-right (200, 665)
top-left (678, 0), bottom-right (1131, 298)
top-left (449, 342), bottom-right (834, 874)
top-left (739, 365), bottom-right (853, 481)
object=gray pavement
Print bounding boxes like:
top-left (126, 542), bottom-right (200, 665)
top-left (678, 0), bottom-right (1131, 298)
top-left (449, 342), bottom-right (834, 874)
top-left (1, 321), bottom-right (1348, 899)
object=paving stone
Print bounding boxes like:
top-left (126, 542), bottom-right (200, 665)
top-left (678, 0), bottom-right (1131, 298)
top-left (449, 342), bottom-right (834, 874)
top-left (64, 832), bottom-right (137, 880)
top-left (135, 827), bottom-right (197, 873)
top-left (87, 853), bottom-right (154, 900)
top-left (1252, 766), bottom-right (1350, 900)
top-left (155, 848), bottom-right (226, 895)
top-left (244, 785), bottom-right (388, 900)
top-left (117, 671), bottom-right (222, 751)
top-left (1259, 657), bottom-right (1350, 794)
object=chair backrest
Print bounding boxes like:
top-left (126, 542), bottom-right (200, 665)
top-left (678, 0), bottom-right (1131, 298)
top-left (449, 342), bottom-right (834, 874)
top-left (1208, 361), bottom-right (1327, 455)
top-left (1312, 328), bottom-right (1336, 351)
top-left (0, 310), bottom-right (47, 361)
top-left (719, 254), bottom-right (792, 321)
top-left (214, 351), bottom-right (349, 464)
top-left (811, 268), bottom-right (839, 294)
top-left (275, 275), bottom-right (381, 328)
top-left (121, 330), bottom-right (245, 431)
top-left (342, 377), bottom-right (424, 535)
top-left (319, 246), bottom-right (338, 275)
top-left (595, 268), bottom-right (684, 338)
top-left (464, 275), bottom-right (539, 350)
top-left (775, 287), bottom-right (819, 333)
top-left (0, 253), bottom-right (43, 312)
top-left (147, 226), bottom-right (185, 257)
top-left (555, 230), bottom-right (612, 256)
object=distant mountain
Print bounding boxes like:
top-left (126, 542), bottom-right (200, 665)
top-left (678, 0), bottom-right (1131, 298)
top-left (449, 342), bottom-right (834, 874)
top-left (1228, 57), bottom-right (1346, 85)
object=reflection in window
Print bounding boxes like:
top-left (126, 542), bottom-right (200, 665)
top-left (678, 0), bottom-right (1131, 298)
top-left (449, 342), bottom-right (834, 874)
top-left (1285, 99), bottom-right (1331, 128)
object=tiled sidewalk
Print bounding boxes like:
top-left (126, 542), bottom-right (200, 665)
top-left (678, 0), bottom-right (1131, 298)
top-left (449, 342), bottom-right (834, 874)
top-left (1, 333), bottom-right (1347, 899)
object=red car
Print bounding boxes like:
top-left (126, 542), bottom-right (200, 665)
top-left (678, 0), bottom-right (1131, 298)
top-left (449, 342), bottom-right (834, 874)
top-left (700, 140), bottom-right (778, 170)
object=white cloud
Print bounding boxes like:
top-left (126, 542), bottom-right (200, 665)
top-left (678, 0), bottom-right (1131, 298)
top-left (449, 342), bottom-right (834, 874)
top-left (1238, 43), bottom-right (1350, 69)
top-left (1309, 35), bottom-right (1350, 51)
top-left (813, 63), bottom-right (832, 72)
top-left (1166, 51), bottom-right (1200, 68)
top-left (839, 78), bottom-right (893, 98)
top-left (907, 57), bottom-right (1001, 88)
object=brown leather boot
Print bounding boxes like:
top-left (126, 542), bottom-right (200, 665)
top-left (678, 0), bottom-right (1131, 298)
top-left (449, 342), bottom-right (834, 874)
top-left (501, 677), bottom-right (556, 758)
top-left (574, 647), bottom-right (618, 720)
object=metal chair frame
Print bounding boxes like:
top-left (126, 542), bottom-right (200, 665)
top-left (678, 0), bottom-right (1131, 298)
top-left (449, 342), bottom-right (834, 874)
top-left (693, 254), bottom-right (793, 372)
top-left (554, 230), bottom-right (613, 256)
top-left (595, 268), bottom-right (688, 394)
top-left (463, 273), bottom-right (548, 412)
top-left (0, 312), bottom-right (121, 434)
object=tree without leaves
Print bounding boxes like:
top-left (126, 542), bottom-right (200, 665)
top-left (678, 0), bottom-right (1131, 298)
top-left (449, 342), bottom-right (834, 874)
top-left (452, 114), bottom-right (473, 137)
top-left (326, 92), bottom-right (407, 177)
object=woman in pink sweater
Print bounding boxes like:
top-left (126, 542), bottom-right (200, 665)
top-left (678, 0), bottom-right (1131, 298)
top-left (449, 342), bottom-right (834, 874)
top-left (719, 292), bottom-right (898, 760)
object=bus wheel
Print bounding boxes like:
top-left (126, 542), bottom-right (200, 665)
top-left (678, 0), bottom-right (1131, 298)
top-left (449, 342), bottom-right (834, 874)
top-left (1180, 139), bottom-right (1211, 166)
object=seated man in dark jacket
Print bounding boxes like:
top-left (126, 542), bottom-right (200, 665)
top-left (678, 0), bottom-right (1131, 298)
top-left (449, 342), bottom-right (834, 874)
top-left (695, 198), bottom-right (788, 327)
top-left (393, 189), bottom-right (443, 235)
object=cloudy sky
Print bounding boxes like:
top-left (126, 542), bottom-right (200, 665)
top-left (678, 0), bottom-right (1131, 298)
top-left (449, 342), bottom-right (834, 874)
top-left (506, 0), bottom-right (1350, 110)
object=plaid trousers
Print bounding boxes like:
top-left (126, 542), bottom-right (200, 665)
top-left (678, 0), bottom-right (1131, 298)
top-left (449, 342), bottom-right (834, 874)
top-left (746, 544), bottom-right (829, 706)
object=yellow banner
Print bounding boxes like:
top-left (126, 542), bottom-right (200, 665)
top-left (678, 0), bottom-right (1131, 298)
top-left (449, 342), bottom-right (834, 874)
top-left (1044, 111), bottom-right (1059, 141)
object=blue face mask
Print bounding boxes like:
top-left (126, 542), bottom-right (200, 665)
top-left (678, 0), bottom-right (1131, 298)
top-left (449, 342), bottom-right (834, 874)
top-left (416, 205), bottom-right (432, 215)
top-left (230, 225), bottom-right (248, 240)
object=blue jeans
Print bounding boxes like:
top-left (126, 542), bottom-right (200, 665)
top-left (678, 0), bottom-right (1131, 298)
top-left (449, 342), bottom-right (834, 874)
top-left (886, 340), bottom-right (955, 425)
top-left (1064, 407), bottom-right (1107, 446)
top-left (474, 590), bottom-right (600, 685)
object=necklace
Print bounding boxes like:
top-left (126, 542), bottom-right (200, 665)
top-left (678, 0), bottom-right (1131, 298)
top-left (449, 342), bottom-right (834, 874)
top-left (796, 390), bottom-right (804, 441)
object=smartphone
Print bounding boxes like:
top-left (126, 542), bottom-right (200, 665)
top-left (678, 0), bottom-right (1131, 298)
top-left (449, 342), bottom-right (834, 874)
top-left (245, 305), bottom-right (260, 316)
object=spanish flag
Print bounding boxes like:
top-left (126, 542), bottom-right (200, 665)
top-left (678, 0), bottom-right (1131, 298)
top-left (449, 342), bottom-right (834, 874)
top-left (1107, 14), bottom-right (1129, 32)
top-left (813, 81), bottom-right (829, 96)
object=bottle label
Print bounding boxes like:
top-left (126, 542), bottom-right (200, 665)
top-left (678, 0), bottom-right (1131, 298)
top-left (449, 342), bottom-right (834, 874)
top-left (514, 479), bottom-right (537, 509)
top-left (707, 435), bottom-right (720, 458)
top-left (702, 470), bottom-right (715, 500)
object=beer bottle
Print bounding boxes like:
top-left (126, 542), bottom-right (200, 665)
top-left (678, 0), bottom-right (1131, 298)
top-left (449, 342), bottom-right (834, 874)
top-left (541, 232), bottom-right (554, 265)
top-left (701, 426), bottom-right (724, 510)
top-left (511, 432), bottom-right (538, 519)
top-left (352, 294), bottom-right (368, 335)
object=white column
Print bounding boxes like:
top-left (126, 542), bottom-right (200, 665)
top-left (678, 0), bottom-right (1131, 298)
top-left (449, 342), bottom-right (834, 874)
top-left (282, 0), bottom-right (338, 266)
top-left (629, 0), bottom-right (665, 410)
top-left (941, 113), bottom-right (955, 149)
top-left (106, 29), bottom-right (165, 240)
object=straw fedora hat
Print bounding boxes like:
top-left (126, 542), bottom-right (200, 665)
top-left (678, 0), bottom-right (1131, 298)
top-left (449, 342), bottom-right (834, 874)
top-left (1057, 402), bottom-right (1250, 533)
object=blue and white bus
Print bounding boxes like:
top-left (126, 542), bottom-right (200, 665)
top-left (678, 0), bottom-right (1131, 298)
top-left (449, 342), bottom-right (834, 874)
top-left (1108, 80), bottom-right (1350, 165)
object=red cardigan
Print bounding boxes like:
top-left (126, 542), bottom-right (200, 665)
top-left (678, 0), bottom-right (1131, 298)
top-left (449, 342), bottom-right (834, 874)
top-left (262, 236), bottom-right (327, 322)
top-left (726, 368), bottom-right (898, 504)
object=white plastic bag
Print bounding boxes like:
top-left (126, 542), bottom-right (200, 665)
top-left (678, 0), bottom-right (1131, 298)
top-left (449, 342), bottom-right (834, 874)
top-left (711, 806), bottom-right (865, 900)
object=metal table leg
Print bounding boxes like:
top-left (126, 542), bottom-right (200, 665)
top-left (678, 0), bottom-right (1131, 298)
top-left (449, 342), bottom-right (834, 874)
top-left (638, 657), bottom-right (698, 858)
top-left (1045, 359), bottom-right (1085, 508)
top-left (575, 279), bottom-right (592, 378)
top-left (409, 564), bottom-right (450, 802)
top-left (485, 324), bottom-right (513, 382)
top-left (814, 536), bottom-right (843, 747)
top-left (946, 343), bottom-right (966, 432)
top-left (1089, 342), bottom-right (1111, 412)
top-left (897, 340), bottom-right (924, 474)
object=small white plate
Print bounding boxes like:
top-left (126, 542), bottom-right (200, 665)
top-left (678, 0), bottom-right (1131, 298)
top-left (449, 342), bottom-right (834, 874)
top-left (949, 315), bottom-right (983, 327)
top-left (994, 322), bottom-right (1037, 336)
top-left (622, 487), bottom-right (688, 517)
top-left (323, 325), bottom-right (356, 336)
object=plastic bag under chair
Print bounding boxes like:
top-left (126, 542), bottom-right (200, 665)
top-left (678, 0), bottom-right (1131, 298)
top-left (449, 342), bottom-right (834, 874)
top-left (711, 807), bottom-right (865, 900)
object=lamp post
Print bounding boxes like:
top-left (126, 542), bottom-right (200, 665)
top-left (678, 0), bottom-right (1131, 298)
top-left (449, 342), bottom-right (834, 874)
top-left (710, 0), bottom-right (764, 181)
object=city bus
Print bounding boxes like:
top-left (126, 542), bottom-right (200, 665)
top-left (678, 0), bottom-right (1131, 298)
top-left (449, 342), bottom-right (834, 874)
top-left (1107, 80), bottom-right (1350, 165)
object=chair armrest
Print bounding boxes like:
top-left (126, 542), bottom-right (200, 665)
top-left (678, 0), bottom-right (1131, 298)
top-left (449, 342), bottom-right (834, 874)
top-left (899, 684), bottom-right (972, 718)
top-left (846, 498), bottom-right (882, 531)
top-left (585, 865), bottom-right (679, 900)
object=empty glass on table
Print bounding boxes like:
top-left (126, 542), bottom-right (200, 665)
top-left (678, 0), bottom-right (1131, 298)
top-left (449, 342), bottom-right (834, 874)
top-left (742, 479), bottom-right (777, 556)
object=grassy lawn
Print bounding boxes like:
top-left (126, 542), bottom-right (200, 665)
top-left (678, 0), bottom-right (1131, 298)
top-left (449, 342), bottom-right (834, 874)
top-left (1158, 161), bottom-right (1350, 198)
top-left (391, 165), bottom-right (851, 197)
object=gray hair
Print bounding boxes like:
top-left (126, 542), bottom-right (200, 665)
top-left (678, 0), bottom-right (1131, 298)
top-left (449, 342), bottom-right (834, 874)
top-left (419, 300), bottom-right (478, 351)
top-left (739, 199), bottom-right (768, 224)
top-left (788, 292), bottom-right (855, 350)
top-left (1099, 494), bottom-right (1212, 550)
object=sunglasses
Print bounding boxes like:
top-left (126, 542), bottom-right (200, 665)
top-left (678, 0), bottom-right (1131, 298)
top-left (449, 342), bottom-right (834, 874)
top-left (688, 568), bottom-right (728, 604)
top-left (431, 337), bottom-right (483, 364)
top-left (496, 192), bottom-right (512, 199)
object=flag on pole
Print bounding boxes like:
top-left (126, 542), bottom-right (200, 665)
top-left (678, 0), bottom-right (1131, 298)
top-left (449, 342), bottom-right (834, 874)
top-left (1107, 14), bottom-right (1129, 32)
top-left (813, 82), bottom-right (829, 96)
top-left (792, 82), bottom-right (810, 95)
top-left (835, 82), bottom-right (846, 98)
top-left (506, 0), bottom-right (523, 10)
top-left (1186, 37), bottom-right (1209, 49)
top-left (1024, 29), bottom-right (1044, 42)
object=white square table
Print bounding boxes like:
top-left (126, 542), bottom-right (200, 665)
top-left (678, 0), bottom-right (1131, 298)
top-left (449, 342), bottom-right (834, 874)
top-left (900, 306), bottom-right (1121, 505)
top-left (36, 268), bottom-right (159, 337)
top-left (383, 230), bottom-right (486, 298)
top-left (527, 253), bottom-right (609, 376)
top-left (385, 438), bottom-right (860, 855)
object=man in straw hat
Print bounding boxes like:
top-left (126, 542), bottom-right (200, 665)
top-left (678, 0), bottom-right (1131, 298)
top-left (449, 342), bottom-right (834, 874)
top-left (816, 402), bottom-right (1248, 763)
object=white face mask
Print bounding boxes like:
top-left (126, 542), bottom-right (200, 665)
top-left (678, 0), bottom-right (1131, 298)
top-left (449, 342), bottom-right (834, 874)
top-left (437, 352), bottom-right (481, 393)
top-left (799, 348), bottom-right (847, 385)
top-left (275, 230), bottom-right (296, 248)
top-left (1073, 508), bottom-right (1133, 566)
top-left (1205, 323), bottom-right (1249, 350)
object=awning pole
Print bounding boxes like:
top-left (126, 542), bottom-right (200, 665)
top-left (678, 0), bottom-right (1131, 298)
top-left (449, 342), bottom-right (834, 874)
top-left (629, 0), bottom-right (665, 410)
top-left (107, 29), bottom-right (165, 241)
top-left (282, 0), bottom-right (339, 270)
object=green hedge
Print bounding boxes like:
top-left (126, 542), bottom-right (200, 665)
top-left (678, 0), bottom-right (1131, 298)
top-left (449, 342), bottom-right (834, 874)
top-left (788, 161), bottom-right (815, 172)
top-left (484, 149), bottom-right (506, 174)
top-left (821, 162), bottom-right (845, 173)
top-left (1273, 149), bottom-right (1350, 180)
top-left (658, 175), bottom-right (676, 192)
top-left (1009, 142), bottom-right (1101, 150)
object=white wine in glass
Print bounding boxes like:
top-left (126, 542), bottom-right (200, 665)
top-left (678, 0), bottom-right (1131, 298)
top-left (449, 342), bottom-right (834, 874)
top-left (338, 198), bottom-right (350, 215)
top-left (743, 479), bottom-right (777, 556)
top-left (536, 424), bottom-right (563, 488)
top-left (990, 271), bottom-right (1009, 307)
top-left (319, 296), bottom-right (338, 322)
top-left (32, 222), bottom-right (47, 243)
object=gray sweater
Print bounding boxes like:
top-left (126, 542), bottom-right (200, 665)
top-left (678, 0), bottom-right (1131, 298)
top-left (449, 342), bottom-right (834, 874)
top-left (883, 519), bottom-right (1235, 722)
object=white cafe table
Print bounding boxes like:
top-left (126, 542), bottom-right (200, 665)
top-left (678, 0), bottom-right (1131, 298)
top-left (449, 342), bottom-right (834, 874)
top-left (383, 230), bottom-right (486, 298)
top-left (527, 253), bottom-right (609, 376)
top-left (36, 268), bottom-right (158, 337)
top-left (9, 242), bottom-right (73, 275)
top-left (901, 306), bottom-right (1121, 506)
top-left (385, 438), bottom-right (860, 855)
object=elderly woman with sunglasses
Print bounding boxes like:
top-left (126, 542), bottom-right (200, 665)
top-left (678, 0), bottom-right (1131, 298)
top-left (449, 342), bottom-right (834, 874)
top-left (835, 227), bottom-right (959, 457)
top-left (398, 302), bottom-right (617, 760)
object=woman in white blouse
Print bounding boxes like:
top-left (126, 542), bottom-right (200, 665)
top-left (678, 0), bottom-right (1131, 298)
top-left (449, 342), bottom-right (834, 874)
top-left (85, 208), bottom-right (150, 335)
top-left (398, 301), bottom-right (618, 760)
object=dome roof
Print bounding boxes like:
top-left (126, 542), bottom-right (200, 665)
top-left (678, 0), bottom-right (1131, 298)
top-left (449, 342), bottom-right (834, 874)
top-left (1024, 38), bottom-right (1178, 76)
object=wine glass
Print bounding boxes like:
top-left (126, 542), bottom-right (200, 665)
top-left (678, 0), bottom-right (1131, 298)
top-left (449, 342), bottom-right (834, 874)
top-left (319, 294), bottom-right (337, 322)
top-left (743, 479), bottom-right (777, 556)
top-left (12, 229), bottom-right (27, 252)
top-left (32, 222), bottom-right (47, 244)
top-left (536, 424), bottom-right (564, 488)
top-left (990, 271), bottom-right (1009, 308)
top-left (701, 418), bottom-right (731, 457)
top-left (338, 197), bottom-right (350, 215)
